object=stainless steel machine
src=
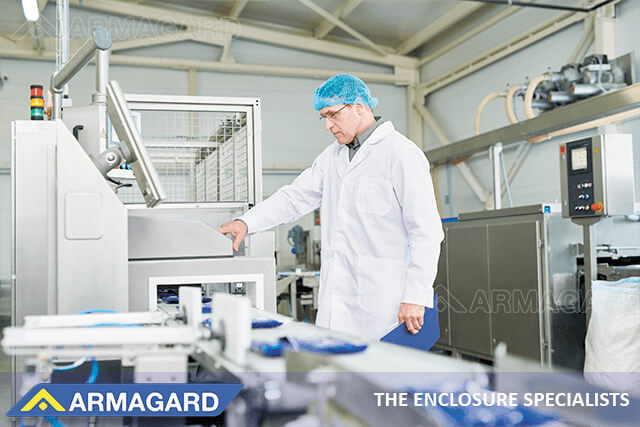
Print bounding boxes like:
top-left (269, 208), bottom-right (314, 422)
top-left (435, 197), bottom-right (640, 370)
top-left (435, 204), bottom-right (586, 370)
top-left (9, 26), bottom-right (277, 413)
top-left (12, 43), bottom-right (276, 320)
top-left (109, 94), bottom-right (276, 313)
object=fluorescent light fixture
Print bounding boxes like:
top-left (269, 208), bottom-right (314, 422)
top-left (21, 0), bottom-right (40, 22)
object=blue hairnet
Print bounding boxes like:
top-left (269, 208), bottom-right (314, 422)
top-left (312, 74), bottom-right (379, 111)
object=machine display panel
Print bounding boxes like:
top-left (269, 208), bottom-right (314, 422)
top-left (571, 146), bottom-right (588, 171)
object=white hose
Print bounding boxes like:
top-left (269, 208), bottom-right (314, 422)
top-left (523, 74), bottom-right (547, 119)
top-left (505, 85), bottom-right (521, 124)
top-left (475, 91), bottom-right (505, 136)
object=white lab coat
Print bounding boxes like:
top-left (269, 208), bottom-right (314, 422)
top-left (239, 121), bottom-right (444, 339)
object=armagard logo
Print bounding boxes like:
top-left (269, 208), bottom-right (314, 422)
top-left (8, 384), bottom-right (243, 417)
top-left (20, 388), bottom-right (66, 412)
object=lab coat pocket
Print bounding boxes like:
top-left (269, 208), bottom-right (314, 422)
top-left (357, 256), bottom-right (405, 316)
top-left (356, 177), bottom-right (393, 216)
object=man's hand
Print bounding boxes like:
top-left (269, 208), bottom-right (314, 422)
top-left (398, 303), bottom-right (425, 334)
top-left (217, 220), bottom-right (248, 252)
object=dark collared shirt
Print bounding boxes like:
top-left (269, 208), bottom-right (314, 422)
top-left (346, 116), bottom-right (384, 161)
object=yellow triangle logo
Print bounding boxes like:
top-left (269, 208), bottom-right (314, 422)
top-left (20, 389), bottom-right (66, 412)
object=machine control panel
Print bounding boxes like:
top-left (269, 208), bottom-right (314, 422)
top-left (560, 134), bottom-right (635, 219)
top-left (564, 139), bottom-right (598, 216)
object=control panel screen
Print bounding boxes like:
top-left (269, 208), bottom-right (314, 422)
top-left (571, 146), bottom-right (588, 171)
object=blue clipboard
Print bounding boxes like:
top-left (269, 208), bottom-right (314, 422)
top-left (380, 294), bottom-right (439, 352)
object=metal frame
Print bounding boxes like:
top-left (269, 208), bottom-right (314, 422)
top-left (426, 83), bottom-right (640, 166)
top-left (297, 0), bottom-right (386, 56)
top-left (229, 0), bottom-right (249, 19)
top-left (418, 11), bottom-right (586, 96)
top-left (436, 204), bottom-right (586, 369)
top-left (418, 6), bottom-right (520, 66)
top-left (124, 94), bottom-right (263, 205)
top-left (23, 311), bottom-right (167, 328)
top-left (67, 0), bottom-right (413, 68)
top-left (314, 0), bottom-right (363, 39)
top-left (414, 104), bottom-right (489, 203)
top-left (397, 2), bottom-right (485, 55)
top-left (147, 274), bottom-right (266, 311)
top-left (125, 201), bottom-right (249, 210)
top-left (463, 0), bottom-right (618, 13)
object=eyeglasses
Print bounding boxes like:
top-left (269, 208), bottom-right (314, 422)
top-left (319, 104), bottom-right (350, 121)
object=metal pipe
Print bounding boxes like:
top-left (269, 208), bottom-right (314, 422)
top-left (531, 99), bottom-right (554, 110)
top-left (490, 143), bottom-right (503, 210)
top-left (499, 147), bottom-right (513, 207)
top-left (578, 219), bottom-right (601, 326)
top-left (463, 0), bottom-right (617, 13)
top-left (51, 26), bottom-right (112, 119)
top-left (52, 27), bottom-right (112, 91)
top-left (52, 92), bottom-right (62, 121)
top-left (93, 49), bottom-right (109, 105)
top-left (547, 91), bottom-right (577, 104)
top-left (56, 0), bottom-right (70, 96)
top-left (570, 83), bottom-right (602, 97)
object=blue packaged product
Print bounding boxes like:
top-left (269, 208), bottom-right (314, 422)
top-left (251, 318), bottom-right (283, 329)
top-left (252, 336), bottom-right (367, 357)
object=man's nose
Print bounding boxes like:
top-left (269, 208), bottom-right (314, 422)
top-left (324, 118), bottom-right (332, 131)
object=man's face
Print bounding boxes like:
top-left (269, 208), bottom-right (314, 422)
top-left (320, 104), bottom-right (362, 145)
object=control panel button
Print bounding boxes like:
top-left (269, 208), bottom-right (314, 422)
top-left (591, 202), bottom-right (603, 212)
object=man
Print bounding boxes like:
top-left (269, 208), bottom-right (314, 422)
top-left (218, 74), bottom-right (443, 340)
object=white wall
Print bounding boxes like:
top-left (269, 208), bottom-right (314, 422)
top-left (421, 2), bottom-right (640, 217)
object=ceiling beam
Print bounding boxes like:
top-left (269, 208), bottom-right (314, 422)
top-left (414, 103), bottom-right (490, 203)
top-left (418, 6), bottom-right (520, 66)
top-left (229, 0), bottom-right (249, 19)
top-left (111, 30), bottom-right (230, 51)
top-left (419, 11), bottom-right (586, 95)
top-left (0, 33), bottom-right (408, 85)
top-left (111, 54), bottom-right (403, 83)
top-left (112, 31), bottom-right (218, 51)
top-left (314, 0), bottom-right (363, 39)
top-left (28, 22), bottom-right (45, 52)
top-left (396, 2), bottom-right (486, 55)
top-left (219, 36), bottom-right (235, 63)
top-left (568, 15), bottom-right (594, 64)
top-left (297, 0), bottom-right (386, 55)
top-left (64, 0), bottom-right (415, 68)
top-left (28, 0), bottom-right (49, 52)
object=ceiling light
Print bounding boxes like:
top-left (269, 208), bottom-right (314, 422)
top-left (21, 0), bottom-right (40, 22)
